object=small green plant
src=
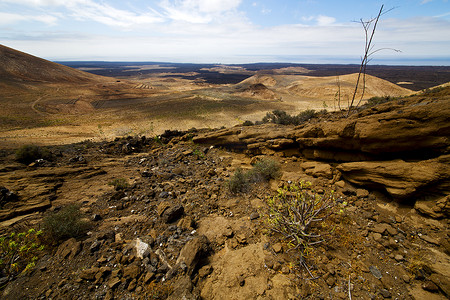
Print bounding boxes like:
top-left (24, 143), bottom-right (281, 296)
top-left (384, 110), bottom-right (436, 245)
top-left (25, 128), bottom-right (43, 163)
top-left (192, 149), bottom-right (205, 159)
top-left (227, 158), bottom-right (281, 194)
top-left (109, 178), bottom-right (129, 190)
top-left (0, 229), bottom-right (44, 281)
top-left (242, 120), bottom-right (254, 126)
top-left (42, 204), bottom-right (91, 243)
top-left (263, 181), bottom-right (336, 278)
top-left (153, 135), bottom-right (163, 145)
top-left (15, 145), bottom-right (51, 164)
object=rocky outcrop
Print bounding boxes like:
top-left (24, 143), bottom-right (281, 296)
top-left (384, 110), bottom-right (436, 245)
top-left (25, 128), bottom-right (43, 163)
top-left (337, 155), bottom-right (450, 200)
top-left (193, 93), bottom-right (450, 203)
top-left (0, 166), bottom-right (106, 221)
top-left (195, 96), bottom-right (450, 160)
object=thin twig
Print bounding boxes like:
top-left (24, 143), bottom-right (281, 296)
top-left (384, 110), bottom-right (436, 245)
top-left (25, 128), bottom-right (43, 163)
top-left (348, 275), bottom-right (352, 300)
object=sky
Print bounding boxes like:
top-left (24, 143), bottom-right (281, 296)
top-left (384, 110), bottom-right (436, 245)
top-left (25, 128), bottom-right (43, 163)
top-left (0, 0), bottom-right (449, 65)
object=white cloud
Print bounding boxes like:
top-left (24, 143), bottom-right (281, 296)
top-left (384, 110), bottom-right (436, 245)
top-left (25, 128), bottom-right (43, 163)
top-left (158, 0), bottom-right (242, 23)
top-left (421, 0), bottom-right (433, 4)
top-left (316, 15), bottom-right (336, 26)
top-left (301, 15), bottom-right (336, 26)
top-left (0, 0), bottom-right (164, 28)
top-left (0, 0), bottom-right (76, 6)
top-left (69, 2), bottom-right (164, 27)
top-left (0, 12), bottom-right (57, 25)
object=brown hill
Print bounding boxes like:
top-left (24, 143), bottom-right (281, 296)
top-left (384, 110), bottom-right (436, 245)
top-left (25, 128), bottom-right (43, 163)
top-left (0, 44), bottom-right (104, 84)
top-left (234, 83), bottom-right (279, 100)
top-left (239, 73), bottom-right (414, 101)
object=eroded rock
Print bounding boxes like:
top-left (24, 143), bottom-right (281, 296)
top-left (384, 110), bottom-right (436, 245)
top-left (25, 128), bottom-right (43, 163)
top-left (337, 155), bottom-right (450, 200)
top-left (176, 235), bottom-right (210, 276)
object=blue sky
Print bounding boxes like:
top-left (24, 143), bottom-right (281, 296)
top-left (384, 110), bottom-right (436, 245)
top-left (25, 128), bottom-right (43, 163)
top-left (0, 0), bottom-right (449, 65)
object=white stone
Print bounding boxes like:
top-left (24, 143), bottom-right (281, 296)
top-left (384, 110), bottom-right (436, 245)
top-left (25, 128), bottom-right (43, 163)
top-left (135, 238), bottom-right (150, 259)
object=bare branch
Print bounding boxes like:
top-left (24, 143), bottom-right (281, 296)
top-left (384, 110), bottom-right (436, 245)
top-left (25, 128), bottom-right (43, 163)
top-left (343, 5), bottom-right (399, 117)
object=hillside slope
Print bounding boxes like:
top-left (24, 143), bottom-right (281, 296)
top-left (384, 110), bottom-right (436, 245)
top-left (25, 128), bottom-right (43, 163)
top-left (0, 44), bottom-right (105, 84)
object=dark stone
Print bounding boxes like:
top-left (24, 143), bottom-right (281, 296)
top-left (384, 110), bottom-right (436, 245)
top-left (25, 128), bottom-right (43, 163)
top-left (162, 204), bottom-right (184, 223)
top-left (90, 240), bottom-right (101, 252)
top-left (159, 191), bottom-right (169, 198)
top-left (422, 281), bottom-right (439, 293)
top-left (249, 212), bottom-right (260, 220)
top-left (379, 288), bottom-right (391, 298)
top-left (0, 186), bottom-right (18, 206)
top-left (369, 265), bottom-right (382, 279)
top-left (91, 214), bottom-right (102, 221)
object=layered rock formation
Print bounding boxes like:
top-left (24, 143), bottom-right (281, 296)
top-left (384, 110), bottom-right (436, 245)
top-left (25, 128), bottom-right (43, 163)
top-left (194, 89), bottom-right (450, 208)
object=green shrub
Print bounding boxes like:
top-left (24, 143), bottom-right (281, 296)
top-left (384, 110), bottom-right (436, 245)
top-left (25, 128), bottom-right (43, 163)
top-left (42, 204), bottom-right (91, 242)
top-left (228, 168), bottom-right (249, 193)
top-left (109, 178), bottom-right (129, 190)
top-left (262, 110), bottom-right (292, 125)
top-left (249, 158), bottom-right (281, 182)
top-left (227, 158), bottom-right (281, 193)
top-left (0, 229), bottom-right (44, 280)
top-left (15, 145), bottom-right (51, 164)
top-left (192, 149), bottom-right (205, 159)
top-left (296, 109), bottom-right (317, 123)
top-left (263, 181), bottom-right (335, 277)
top-left (261, 109), bottom-right (317, 126)
top-left (242, 120), bottom-right (254, 126)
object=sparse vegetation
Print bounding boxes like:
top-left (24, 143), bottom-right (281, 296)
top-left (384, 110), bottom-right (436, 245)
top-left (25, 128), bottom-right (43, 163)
top-left (109, 178), bottom-right (130, 190)
top-left (192, 149), bottom-right (205, 159)
top-left (249, 158), bottom-right (282, 182)
top-left (228, 168), bottom-right (249, 193)
top-left (228, 158), bottom-right (280, 193)
top-left (261, 109), bottom-right (318, 125)
top-left (147, 281), bottom-right (173, 299)
top-left (42, 204), bottom-right (91, 243)
top-left (15, 144), bottom-right (51, 164)
top-left (0, 229), bottom-right (44, 282)
top-left (422, 86), bottom-right (445, 96)
top-left (365, 95), bottom-right (395, 107)
top-left (263, 181), bottom-right (336, 278)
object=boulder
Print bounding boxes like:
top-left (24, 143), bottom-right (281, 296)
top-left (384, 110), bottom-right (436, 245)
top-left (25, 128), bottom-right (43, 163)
top-left (123, 263), bottom-right (142, 280)
top-left (301, 161), bottom-right (333, 179)
top-left (176, 235), bottom-right (210, 276)
top-left (157, 202), bottom-right (185, 223)
top-left (134, 238), bottom-right (150, 259)
top-left (415, 195), bottom-right (449, 219)
top-left (79, 267), bottom-right (100, 281)
top-left (56, 238), bottom-right (82, 260)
